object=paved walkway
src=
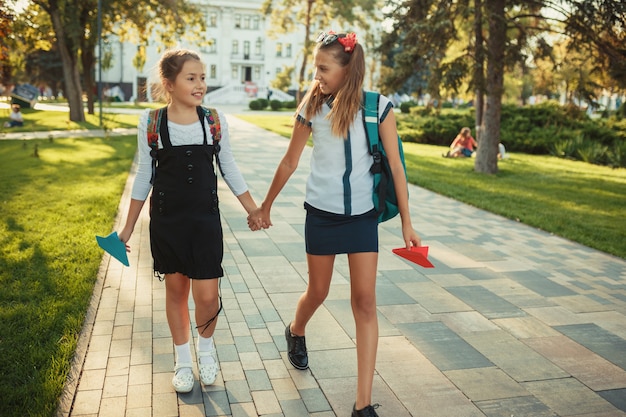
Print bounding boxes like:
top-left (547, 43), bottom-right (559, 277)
top-left (57, 114), bottom-right (626, 417)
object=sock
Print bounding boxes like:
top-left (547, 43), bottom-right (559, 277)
top-left (197, 335), bottom-right (215, 365)
top-left (174, 341), bottom-right (192, 369)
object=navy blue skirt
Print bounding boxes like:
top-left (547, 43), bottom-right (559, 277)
top-left (304, 202), bottom-right (378, 255)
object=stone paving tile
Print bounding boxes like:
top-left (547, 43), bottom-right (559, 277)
top-left (59, 114), bottom-right (626, 417)
top-left (522, 378), bottom-right (621, 416)
top-left (446, 285), bottom-right (527, 319)
top-left (524, 335), bottom-right (626, 391)
top-left (397, 281), bottom-right (473, 314)
top-left (474, 396), bottom-right (558, 417)
top-left (461, 330), bottom-right (569, 382)
top-left (398, 321), bottom-right (493, 371)
top-left (491, 316), bottom-right (561, 339)
top-left (444, 367), bottom-right (529, 401)
top-left (598, 389), bottom-right (626, 413)
top-left (554, 323), bottom-right (626, 370)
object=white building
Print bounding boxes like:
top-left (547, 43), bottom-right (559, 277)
top-left (99, 0), bottom-right (305, 104)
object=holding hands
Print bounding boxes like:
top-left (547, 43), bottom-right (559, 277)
top-left (247, 205), bottom-right (272, 231)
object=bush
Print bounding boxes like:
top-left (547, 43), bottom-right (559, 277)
top-left (400, 101), bottom-right (418, 113)
top-left (284, 100), bottom-right (297, 109)
top-left (607, 140), bottom-right (626, 168)
top-left (270, 99), bottom-right (283, 111)
top-left (396, 100), bottom-right (626, 167)
top-left (257, 98), bottom-right (269, 109)
top-left (411, 106), bottom-right (434, 117)
top-left (420, 114), bottom-right (474, 146)
top-left (249, 99), bottom-right (264, 111)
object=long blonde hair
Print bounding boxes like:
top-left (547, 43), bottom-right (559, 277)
top-left (298, 33), bottom-right (365, 138)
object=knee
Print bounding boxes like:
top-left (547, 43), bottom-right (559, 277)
top-left (167, 280), bottom-right (190, 303)
top-left (306, 286), bottom-right (329, 306)
top-left (351, 293), bottom-right (377, 317)
top-left (194, 291), bottom-right (220, 310)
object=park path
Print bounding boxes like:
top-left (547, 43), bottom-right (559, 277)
top-left (53, 111), bottom-right (626, 417)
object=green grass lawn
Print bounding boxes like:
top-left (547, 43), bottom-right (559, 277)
top-left (0, 106), bottom-right (140, 133)
top-left (0, 135), bottom-right (136, 417)
top-left (236, 113), bottom-right (626, 260)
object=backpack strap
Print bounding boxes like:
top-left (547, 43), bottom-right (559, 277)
top-left (147, 107), bottom-right (165, 185)
top-left (198, 106), bottom-right (223, 175)
top-left (362, 91), bottom-right (385, 215)
top-left (205, 107), bottom-right (221, 144)
top-left (363, 91), bottom-right (380, 152)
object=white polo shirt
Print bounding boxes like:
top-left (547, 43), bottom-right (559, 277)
top-left (298, 94), bottom-right (393, 215)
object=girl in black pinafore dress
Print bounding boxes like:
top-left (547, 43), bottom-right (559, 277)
top-left (118, 50), bottom-right (261, 394)
top-left (150, 106), bottom-right (224, 279)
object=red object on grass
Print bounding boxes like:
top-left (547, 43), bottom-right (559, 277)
top-left (392, 246), bottom-right (434, 268)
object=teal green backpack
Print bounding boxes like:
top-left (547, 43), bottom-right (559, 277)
top-left (362, 91), bottom-right (408, 223)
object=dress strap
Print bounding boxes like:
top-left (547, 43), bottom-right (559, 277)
top-left (158, 107), bottom-right (173, 148)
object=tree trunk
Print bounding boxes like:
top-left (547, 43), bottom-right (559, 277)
top-left (49, 9), bottom-right (85, 122)
top-left (473, 0), bottom-right (485, 142)
top-left (296, 0), bottom-right (314, 103)
top-left (82, 46), bottom-right (96, 115)
top-left (475, 0), bottom-right (505, 174)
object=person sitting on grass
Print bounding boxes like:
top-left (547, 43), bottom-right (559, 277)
top-left (444, 127), bottom-right (477, 158)
top-left (4, 104), bottom-right (24, 128)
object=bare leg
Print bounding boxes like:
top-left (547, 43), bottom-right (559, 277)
top-left (290, 254), bottom-right (335, 336)
top-left (165, 273), bottom-right (191, 345)
top-left (348, 252), bottom-right (379, 410)
top-left (191, 278), bottom-right (221, 337)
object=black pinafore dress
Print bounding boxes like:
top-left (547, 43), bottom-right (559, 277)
top-left (149, 108), bottom-right (224, 279)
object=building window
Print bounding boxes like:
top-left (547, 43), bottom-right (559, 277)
top-left (244, 41), bottom-right (250, 59)
top-left (232, 66), bottom-right (238, 80)
top-left (208, 12), bottom-right (217, 27)
top-left (276, 42), bottom-right (282, 57)
top-left (208, 38), bottom-right (217, 53)
top-left (276, 67), bottom-right (281, 76)
top-left (243, 15), bottom-right (250, 29)
top-left (254, 67), bottom-right (260, 80)
top-left (255, 38), bottom-right (262, 55)
top-left (252, 16), bottom-right (260, 30)
top-left (285, 43), bottom-right (292, 58)
top-left (232, 40), bottom-right (239, 55)
top-left (210, 65), bottom-right (216, 79)
top-left (234, 14), bottom-right (241, 28)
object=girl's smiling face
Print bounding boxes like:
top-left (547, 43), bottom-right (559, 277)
top-left (167, 59), bottom-right (206, 106)
top-left (313, 49), bottom-right (347, 96)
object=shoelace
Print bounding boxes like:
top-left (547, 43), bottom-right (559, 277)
top-left (293, 334), bottom-right (307, 353)
top-left (357, 404), bottom-right (380, 417)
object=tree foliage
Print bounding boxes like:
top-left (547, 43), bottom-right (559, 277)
top-left (565, 0), bottom-right (626, 89)
top-left (380, 0), bottom-right (626, 174)
top-left (261, 0), bottom-right (379, 102)
top-left (0, 6), bottom-right (13, 87)
top-left (12, 0), bottom-right (205, 121)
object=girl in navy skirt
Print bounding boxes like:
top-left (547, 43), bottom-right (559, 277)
top-left (119, 49), bottom-right (260, 393)
top-left (249, 32), bottom-right (421, 417)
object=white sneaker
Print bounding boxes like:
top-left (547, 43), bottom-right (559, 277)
top-left (172, 363), bottom-right (194, 393)
top-left (198, 346), bottom-right (219, 385)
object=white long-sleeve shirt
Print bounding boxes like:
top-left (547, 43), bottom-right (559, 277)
top-left (131, 108), bottom-right (248, 201)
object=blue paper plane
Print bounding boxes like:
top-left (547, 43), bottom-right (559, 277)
top-left (96, 232), bottom-right (129, 266)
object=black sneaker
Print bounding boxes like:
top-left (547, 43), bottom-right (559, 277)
top-left (352, 403), bottom-right (380, 417)
top-left (285, 323), bottom-right (308, 370)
